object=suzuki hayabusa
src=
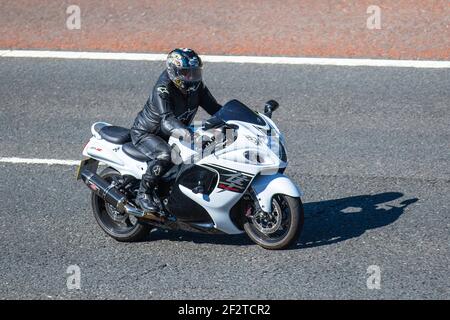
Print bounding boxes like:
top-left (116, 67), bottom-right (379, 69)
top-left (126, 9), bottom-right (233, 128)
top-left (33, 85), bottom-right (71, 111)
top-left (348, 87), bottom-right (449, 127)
top-left (77, 99), bottom-right (304, 249)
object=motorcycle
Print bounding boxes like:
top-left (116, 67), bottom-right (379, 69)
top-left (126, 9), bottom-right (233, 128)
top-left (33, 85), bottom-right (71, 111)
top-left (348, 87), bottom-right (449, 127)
top-left (77, 99), bottom-right (304, 249)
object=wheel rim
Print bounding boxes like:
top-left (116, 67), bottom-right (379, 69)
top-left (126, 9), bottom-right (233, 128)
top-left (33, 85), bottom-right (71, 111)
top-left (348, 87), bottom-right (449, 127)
top-left (249, 194), bottom-right (291, 243)
top-left (104, 202), bottom-right (138, 227)
top-left (252, 199), bottom-right (283, 233)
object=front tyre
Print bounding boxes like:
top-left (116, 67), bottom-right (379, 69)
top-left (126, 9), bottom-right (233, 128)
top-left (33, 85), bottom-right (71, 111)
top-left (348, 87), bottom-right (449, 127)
top-left (91, 167), bottom-right (151, 242)
top-left (244, 195), bottom-right (304, 250)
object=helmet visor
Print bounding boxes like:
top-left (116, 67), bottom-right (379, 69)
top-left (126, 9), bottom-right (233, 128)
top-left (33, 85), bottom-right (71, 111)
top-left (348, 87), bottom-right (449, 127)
top-left (176, 67), bottom-right (202, 82)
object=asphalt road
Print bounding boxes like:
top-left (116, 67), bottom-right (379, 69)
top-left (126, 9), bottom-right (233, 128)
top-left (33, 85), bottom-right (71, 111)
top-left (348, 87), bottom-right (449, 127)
top-left (0, 58), bottom-right (449, 299)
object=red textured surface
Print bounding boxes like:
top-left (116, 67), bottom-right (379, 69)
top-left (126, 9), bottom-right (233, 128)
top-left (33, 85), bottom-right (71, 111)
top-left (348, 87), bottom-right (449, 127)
top-left (1, 0), bottom-right (449, 59)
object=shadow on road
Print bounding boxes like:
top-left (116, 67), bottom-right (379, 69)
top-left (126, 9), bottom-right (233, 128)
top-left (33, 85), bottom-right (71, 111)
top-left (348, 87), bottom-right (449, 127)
top-left (296, 192), bottom-right (418, 249)
top-left (149, 192), bottom-right (418, 249)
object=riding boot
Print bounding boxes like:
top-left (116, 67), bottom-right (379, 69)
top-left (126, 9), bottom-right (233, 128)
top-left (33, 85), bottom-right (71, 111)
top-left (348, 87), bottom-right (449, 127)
top-left (136, 179), bottom-right (159, 213)
top-left (135, 159), bottom-right (170, 213)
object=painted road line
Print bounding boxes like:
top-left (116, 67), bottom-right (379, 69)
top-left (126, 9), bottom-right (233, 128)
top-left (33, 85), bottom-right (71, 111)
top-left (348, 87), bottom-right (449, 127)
top-left (0, 156), bottom-right (446, 181)
top-left (1, 50), bottom-right (449, 68)
top-left (0, 157), bottom-right (79, 166)
top-left (0, 50), bottom-right (166, 61)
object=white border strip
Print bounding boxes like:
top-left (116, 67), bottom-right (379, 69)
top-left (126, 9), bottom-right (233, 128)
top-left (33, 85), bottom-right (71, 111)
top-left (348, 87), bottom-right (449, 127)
top-left (0, 49), bottom-right (449, 68)
top-left (0, 157), bottom-right (79, 166)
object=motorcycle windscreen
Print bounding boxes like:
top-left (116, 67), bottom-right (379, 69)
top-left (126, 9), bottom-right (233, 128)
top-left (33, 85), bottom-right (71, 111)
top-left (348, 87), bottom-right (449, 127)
top-left (215, 99), bottom-right (266, 126)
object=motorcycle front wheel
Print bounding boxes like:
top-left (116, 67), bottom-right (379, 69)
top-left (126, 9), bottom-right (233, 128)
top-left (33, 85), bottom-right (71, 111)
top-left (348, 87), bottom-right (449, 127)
top-left (91, 167), bottom-right (151, 242)
top-left (244, 194), bottom-right (304, 250)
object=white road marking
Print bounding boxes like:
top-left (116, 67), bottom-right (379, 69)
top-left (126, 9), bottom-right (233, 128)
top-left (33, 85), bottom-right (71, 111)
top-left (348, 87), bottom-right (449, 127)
top-left (0, 156), bottom-right (446, 181)
top-left (0, 49), bottom-right (449, 68)
top-left (0, 157), bottom-right (79, 166)
top-left (0, 50), bottom-right (166, 61)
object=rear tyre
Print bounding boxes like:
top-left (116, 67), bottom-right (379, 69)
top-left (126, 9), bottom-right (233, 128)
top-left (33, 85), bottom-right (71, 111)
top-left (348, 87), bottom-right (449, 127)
top-left (91, 167), bottom-right (151, 242)
top-left (244, 195), bottom-right (304, 250)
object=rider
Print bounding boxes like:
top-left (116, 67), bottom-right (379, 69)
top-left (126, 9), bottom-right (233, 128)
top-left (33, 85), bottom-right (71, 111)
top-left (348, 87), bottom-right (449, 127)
top-left (131, 48), bottom-right (222, 213)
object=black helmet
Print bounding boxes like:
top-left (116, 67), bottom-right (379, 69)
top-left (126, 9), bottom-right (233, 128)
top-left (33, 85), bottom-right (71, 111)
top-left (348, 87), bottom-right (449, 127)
top-left (166, 48), bottom-right (203, 93)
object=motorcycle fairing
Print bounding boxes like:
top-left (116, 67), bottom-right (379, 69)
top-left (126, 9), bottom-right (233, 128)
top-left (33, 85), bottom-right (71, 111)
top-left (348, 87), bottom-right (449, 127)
top-left (251, 173), bottom-right (303, 212)
top-left (201, 163), bottom-right (253, 193)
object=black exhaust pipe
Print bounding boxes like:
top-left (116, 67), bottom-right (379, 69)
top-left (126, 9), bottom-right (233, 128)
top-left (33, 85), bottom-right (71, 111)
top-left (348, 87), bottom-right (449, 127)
top-left (80, 169), bottom-right (128, 213)
top-left (79, 165), bottom-right (165, 223)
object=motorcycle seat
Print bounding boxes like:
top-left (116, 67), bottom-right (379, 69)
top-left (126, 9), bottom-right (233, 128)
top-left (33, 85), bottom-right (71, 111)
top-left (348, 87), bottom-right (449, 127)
top-left (122, 142), bottom-right (151, 162)
top-left (99, 126), bottom-right (131, 144)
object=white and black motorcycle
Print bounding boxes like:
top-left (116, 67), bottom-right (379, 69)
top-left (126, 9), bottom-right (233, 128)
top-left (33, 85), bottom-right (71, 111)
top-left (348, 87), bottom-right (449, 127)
top-left (77, 99), bottom-right (304, 249)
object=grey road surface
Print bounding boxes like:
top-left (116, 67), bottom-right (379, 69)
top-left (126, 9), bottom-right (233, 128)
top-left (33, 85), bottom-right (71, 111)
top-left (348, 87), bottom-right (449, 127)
top-left (0, 58), bottom-right (449, 299)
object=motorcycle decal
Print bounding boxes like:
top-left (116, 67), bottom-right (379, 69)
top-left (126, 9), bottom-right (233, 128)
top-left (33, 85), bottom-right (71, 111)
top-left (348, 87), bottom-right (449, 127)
top-left (202, 164), bottom-right (253, 193)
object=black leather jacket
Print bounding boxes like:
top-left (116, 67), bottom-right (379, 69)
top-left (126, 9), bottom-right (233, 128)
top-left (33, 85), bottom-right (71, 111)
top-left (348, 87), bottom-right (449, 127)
top-left (131, 70), bottom-right (221, 140)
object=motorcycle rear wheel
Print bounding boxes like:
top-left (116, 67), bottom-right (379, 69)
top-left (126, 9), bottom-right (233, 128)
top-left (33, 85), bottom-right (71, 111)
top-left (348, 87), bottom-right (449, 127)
top-left (91, 167), bottom-right (151, 242)
top-left (244, 194), bottom-right (304, 250)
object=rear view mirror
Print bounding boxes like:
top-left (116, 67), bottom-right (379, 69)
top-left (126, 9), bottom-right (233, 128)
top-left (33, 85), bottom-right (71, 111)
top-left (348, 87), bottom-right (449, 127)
top-left (264, 100), bottom-right (279, 118)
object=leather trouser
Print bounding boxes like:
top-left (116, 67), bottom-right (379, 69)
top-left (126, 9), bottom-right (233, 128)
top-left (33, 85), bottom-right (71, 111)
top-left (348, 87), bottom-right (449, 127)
top-left (130, 129), bottom-right (173, 193)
